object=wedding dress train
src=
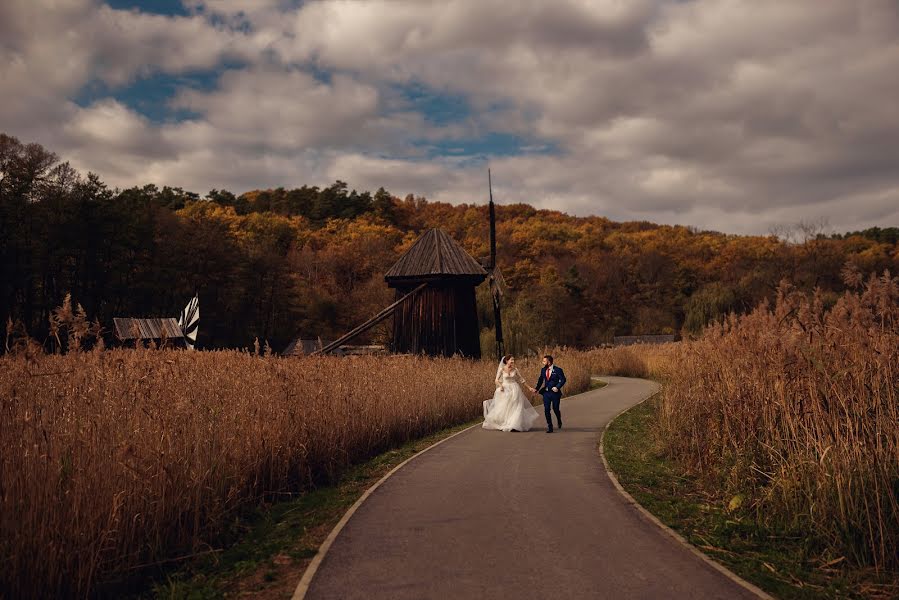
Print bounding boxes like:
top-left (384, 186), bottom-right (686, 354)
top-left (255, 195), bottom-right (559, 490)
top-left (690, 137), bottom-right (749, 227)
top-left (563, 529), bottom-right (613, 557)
top-left (483, 367), bottom-right (541, 432)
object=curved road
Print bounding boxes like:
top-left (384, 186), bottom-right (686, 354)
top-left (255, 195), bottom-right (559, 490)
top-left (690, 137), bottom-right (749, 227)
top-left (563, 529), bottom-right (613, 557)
top-left (303, 377), bottom-right (760, 599)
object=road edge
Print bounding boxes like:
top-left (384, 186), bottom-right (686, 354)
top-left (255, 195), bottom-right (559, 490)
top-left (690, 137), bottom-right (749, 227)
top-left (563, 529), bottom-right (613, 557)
top-left (292, 382), bottom-right (598, 599)
top-left (290, 421), bottom-right (481, 600)
top-left (597, 385), bottom-right (775, 600)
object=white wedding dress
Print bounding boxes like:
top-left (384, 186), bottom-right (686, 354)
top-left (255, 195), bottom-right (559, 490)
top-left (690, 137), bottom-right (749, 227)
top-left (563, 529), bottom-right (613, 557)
top-left (483, 366), bottom-right (541, 432)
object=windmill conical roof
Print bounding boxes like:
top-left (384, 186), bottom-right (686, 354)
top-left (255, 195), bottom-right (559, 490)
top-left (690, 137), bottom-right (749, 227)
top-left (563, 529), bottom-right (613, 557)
top-left (385, 228), bottom-right (487, 281)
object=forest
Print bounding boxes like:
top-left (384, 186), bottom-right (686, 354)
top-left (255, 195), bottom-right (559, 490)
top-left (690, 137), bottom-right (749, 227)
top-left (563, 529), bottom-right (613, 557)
top-left (2, 132), bottom-right (898, 353)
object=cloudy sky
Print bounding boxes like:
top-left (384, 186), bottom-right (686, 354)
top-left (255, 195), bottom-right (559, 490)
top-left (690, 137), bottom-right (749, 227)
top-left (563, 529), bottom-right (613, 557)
top-left (2, 0), bottom-right (898, 234)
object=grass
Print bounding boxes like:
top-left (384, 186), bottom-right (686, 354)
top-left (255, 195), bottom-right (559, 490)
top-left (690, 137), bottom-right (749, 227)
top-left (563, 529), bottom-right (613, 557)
top-left (154, 376), bottom-right (598, 597)
top-left (1, 350), bottom-right (497, 598)
top-left (654, 275), bottom-right (899, 575)
top-left (5, 273), bottom-right (897, 597)
top-left (589, 377), bottom-right (608, 391)
top-left (590, 273), bottom-right (899, 583)
top-left (146, 419), bottom-right (479, 599)
top-left (1, 326), bottom-right (594, 599)
top-left (603, 396), bottom-right (899, 600)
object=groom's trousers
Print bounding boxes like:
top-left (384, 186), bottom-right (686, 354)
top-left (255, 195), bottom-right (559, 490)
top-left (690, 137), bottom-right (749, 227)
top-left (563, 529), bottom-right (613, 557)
top-left (542, 392), bottom-right (561, 427)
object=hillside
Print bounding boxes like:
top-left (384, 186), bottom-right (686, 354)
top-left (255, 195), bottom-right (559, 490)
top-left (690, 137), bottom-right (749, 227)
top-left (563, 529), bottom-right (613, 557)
top-left (2, 133), bottom-right (897, 351)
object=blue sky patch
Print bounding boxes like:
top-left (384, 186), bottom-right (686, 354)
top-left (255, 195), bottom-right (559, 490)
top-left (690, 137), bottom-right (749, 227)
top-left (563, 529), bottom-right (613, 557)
top-left (81, 7), bottom-right (559, 160)
top-left (74, 70), bottom-right (223, 123)
top-left (105, 0), bottom-right (190, 17)
top-left (394, 82), bottom-right (558, 159)
top-left (416, 132), bottom-right (559, 162)
top-left (399, 82), bottom-right (474, 126)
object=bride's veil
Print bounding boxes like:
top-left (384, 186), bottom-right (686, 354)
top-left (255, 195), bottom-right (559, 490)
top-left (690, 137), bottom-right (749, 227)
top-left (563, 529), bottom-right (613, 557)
top-left (495, 357), bottom-right (507, 382)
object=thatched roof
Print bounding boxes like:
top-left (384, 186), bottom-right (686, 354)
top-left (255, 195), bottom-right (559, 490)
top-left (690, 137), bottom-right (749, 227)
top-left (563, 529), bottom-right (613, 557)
top-left (385, 229), bottom-right (487, 282)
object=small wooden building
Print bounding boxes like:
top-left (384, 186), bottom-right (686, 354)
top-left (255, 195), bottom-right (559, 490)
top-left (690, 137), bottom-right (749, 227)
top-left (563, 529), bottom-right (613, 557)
top-left (385, 229), bottom-right (487, 358)
top-left (113, 317), bottom-right (187, 348)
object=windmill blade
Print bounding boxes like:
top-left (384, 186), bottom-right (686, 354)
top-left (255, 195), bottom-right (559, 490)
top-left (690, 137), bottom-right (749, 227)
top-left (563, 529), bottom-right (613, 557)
top-left (488, 266), bottom-right (506, 299)
top-left (489, 277), bottom-right (501, 299)
top-left (178, 295), bottom-right (200, 350)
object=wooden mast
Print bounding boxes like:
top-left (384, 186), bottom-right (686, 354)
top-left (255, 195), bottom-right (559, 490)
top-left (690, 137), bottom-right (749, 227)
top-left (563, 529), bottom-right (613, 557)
top-left (488, 169), bottom-right (504, 359)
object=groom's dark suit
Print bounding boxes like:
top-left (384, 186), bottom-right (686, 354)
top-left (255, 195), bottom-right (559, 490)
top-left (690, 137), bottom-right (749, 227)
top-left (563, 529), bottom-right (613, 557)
top-left (536, 365), bottom-right (566, 431)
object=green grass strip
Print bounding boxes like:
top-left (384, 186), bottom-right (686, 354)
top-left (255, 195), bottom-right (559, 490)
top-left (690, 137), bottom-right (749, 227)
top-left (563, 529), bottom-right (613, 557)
top-left (144, 419), bottom-right (480, 599)
top-left (603, 396), bottom-right (895, 600)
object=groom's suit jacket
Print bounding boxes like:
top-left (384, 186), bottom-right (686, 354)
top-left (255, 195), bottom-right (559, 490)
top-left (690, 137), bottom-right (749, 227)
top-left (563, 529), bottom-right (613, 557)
top-left (536, 366), bottom-right (566, 398)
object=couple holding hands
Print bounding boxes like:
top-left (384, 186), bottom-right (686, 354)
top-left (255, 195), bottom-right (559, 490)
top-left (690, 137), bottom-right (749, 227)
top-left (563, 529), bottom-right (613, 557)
top-left (483, 354), bottom-right (566, 433)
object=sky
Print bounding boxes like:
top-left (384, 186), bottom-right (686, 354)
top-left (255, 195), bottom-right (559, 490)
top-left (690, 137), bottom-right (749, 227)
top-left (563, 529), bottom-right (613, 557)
top-left (2, 0), bottom-right (898, 235)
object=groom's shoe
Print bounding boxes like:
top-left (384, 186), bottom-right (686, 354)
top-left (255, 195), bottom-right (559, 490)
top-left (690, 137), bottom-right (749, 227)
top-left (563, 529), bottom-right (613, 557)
top-left (545, 426), bottom-right (553, 433)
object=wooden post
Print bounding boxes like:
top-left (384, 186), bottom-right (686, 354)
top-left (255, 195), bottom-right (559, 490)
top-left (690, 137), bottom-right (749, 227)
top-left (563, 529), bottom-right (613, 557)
top-left (489, 169), bottom-right (504, 359)
top-left (312, 283), bottom-right (427, 355)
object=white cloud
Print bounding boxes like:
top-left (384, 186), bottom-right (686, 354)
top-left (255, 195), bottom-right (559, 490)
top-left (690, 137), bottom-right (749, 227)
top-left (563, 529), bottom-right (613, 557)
top-left (88, 5), bottom-right (255, 85)
top-left (170, 68), bottom-right (385, 150)
top-left (0, 0), bottom-right (252, 128)
top-left (1, 0), bottom-right (898, 234)
top-left (65, 99), bottom-right (166, 152)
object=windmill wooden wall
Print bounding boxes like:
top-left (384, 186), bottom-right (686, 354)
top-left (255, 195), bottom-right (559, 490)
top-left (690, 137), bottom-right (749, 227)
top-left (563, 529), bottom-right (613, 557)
top-left (390, 283), bottom-right (481, 357)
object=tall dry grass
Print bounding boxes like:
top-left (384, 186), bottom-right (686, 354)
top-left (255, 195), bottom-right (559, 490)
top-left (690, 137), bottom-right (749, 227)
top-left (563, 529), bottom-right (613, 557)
top-left (582, 273), bottom-right (899, 573)
top-left (0, 346), bottom-right (590, 598)
top-left (656, 273), bottom-right (899, 571)
top-left (584, 343), bottom-right (676, 380)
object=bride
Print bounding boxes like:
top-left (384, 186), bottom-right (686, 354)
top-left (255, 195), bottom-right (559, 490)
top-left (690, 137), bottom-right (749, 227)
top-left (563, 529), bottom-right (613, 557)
top-left (483, 355), bottom-right (541, 432)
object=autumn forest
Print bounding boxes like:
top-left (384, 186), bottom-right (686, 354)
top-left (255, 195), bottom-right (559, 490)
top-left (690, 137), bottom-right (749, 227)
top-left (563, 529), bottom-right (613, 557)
top-left (2, 132), bottom-right (898, 353)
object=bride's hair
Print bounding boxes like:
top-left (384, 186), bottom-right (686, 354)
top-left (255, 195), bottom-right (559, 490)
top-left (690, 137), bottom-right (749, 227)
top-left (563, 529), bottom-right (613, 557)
top-left (501, 355), bottom-right (512, 364)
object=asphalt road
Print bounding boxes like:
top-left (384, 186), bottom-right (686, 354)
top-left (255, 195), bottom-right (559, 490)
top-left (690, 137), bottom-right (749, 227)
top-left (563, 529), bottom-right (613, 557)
top-left (304, 377), bottom-right (761, 599)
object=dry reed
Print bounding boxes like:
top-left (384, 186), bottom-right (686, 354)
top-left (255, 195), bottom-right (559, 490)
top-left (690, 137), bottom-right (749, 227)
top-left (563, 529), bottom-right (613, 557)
top-left (0, 347), bottom-right (590, 598)
top-left (655, 273), bottom-right (899, 571)
top-left (583, 274), bottom-right (898, 574)
top-left (584, 343), bottom-right (675, 380)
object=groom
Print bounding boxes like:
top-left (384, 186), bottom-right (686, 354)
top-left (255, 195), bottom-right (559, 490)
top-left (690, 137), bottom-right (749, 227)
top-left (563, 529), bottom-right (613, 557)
top-left (536, 355), bottom-right (566, 433)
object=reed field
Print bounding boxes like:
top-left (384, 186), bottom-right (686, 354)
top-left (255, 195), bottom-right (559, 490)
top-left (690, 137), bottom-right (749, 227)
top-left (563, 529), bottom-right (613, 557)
top-left (595, 272), bottom-right (899, 576)
top-left (659, 273), bottom-right (898, 572)
top-left (585, 342), bottom-right (675, 381)
top-left (0, 344), bottom-right (590, 598)
top-left (3, 270), bottom-right (897, 597)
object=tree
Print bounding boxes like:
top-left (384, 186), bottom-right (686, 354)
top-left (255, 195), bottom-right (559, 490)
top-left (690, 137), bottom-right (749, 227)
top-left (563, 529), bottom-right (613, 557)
top-left (372, 187), bottom-right (396, 223)
top-left (4, 131), bottom-right (897, 353)
top-left (683, 282), bottom-right (739, 335)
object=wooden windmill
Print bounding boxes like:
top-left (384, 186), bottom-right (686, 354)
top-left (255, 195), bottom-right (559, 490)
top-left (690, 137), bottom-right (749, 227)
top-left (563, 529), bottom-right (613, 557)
top-left (312, 175), bottom-right (504, 358)
top-left (385, 229), bottom-right (487, 357)
top-left (313, 229), bottom-right (487, 358)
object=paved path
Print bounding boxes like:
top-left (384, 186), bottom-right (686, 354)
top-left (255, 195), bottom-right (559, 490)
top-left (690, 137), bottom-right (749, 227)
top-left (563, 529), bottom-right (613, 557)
top-left (304, 377), bottom-right (760, 599)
